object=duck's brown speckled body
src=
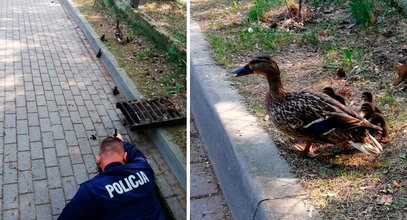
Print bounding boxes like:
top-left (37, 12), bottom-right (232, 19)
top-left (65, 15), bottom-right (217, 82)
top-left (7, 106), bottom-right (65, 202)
top-left (233, 56), bottom-right (383, 155)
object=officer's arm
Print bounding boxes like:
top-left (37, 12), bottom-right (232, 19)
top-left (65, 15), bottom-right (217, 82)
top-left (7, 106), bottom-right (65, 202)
top-left (123, 141), bottom-right (147, 163)
top-left (58, 185), bottom-right (92, 219)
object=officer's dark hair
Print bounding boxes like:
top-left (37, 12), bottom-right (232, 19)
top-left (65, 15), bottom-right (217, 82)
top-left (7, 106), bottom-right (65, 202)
top-left (99, 137), bottom-right (124, 155)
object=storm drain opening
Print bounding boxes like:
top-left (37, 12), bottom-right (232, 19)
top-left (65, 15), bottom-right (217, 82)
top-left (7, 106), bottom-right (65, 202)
top-left (116, 97), bottom-right (185, 130)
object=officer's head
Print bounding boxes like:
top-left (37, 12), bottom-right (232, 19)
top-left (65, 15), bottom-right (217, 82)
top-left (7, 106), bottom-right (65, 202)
top-left (96, 137), bottom-right (127, 172)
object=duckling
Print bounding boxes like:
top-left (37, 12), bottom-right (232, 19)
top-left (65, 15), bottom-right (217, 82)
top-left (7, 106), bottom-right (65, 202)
top-left (100, 33), bottom-right (106, 41)
top-left (112, 86), bottom-right (120, 96)
top-left (360, 103), bottom-right (391, 143)
top-left (232, 56), bottom-right (383, 155)
top-left (96, 49), bottom-right (102, 58)
top-left (115, 19), bottom-right (124, 43)
top-left (361, 92), bottom-right (382, 114)
top-left (323, 87), bottom-right (346, 105)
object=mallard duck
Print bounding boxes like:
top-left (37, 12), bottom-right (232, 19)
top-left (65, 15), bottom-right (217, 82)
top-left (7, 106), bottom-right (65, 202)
top-left (232, 56), bottom-right (383, 155)
top-left (360, 103), bottom-right (391, 143)
top-left (323, 87), bottom-right (346, 105)
top-left (115, 19), bottom-right (124, 43)
top-left (361, 92), bottom-right (382, 113)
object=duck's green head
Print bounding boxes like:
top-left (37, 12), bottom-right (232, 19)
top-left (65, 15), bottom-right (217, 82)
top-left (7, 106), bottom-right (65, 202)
top-left (232, 56), bottom-right (280, 77)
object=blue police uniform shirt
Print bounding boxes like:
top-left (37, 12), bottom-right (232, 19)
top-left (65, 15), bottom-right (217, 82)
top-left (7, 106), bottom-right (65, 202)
top-left (58, 141), bottom-right (166, 220)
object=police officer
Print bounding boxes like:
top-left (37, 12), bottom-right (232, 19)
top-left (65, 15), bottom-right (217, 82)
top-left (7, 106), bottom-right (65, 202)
top-left (58, 134), bottom-right (166, 219)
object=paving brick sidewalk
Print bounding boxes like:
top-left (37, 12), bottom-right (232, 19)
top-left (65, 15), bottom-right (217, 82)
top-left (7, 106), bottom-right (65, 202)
top-left (190, 117), bottom-right (232, 220)
top-left (0, 0), bottom-right (185, 219)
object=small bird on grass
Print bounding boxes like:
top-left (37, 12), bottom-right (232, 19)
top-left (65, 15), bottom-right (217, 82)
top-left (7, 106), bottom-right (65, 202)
top-left (362, 92), bottom-right (382, 114)
top-left (100, 34), bottom-right (106, 41)
top-left (360, 103), bottom-right (391, 143)
top-left (112, 86), bottom-right (120, 96)
top-left (96, 49), bottom-right (102, 58)
top-left (323, 87), bottom-right (346, 105)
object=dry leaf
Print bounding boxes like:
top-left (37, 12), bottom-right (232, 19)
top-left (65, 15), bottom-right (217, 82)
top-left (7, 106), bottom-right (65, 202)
top-left (377, 194), bottom-right (393, 205)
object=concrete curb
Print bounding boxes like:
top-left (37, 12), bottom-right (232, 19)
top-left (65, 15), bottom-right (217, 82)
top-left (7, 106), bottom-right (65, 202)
top-left (60, 0), bottom-right (186, 189)
top-left (113, 0), bottom-right (186, 57)
top-left (190, 19), bottom-right (320, 220)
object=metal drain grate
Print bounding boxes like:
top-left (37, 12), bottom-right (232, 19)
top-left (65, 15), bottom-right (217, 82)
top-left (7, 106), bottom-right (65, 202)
top-left (116, 97), bottom-right (185, 130)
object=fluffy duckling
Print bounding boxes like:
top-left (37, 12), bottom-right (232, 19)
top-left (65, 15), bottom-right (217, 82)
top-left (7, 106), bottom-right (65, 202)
top-left (360, 103), bottom-right (391, 143)
top-left (323, 87), bottom-right (346, 105)
top-left (361, 92), bottom-right (382, 114)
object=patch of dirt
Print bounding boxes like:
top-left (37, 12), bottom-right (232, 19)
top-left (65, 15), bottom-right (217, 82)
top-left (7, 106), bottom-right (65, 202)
top-left (73, 0), bottom-right (186, 154)
top-left (192, 0), bottom-right (407, 218)
top-left (138, 0), bottom-right (186, 43)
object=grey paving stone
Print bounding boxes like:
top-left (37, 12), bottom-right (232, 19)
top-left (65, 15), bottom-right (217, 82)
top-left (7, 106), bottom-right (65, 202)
top-left (18, 151), bottom-right (31, 171)
top-left (34, 180), bottom-right (50, 205)
top-left (27, 113), bottom-right (39, 126)
top-left (32, 159), bottom-right (47, 180)
top-left (44, 148), bottom-right (58, 167)
top-left (31, 141), bottom-right (44, 159)
top-left (40, 118), bottom-right (52, 132)
top-left (47, 167), bottom-right (62, 189)
top-left (82, 154), bottom-right (97, 174)
top-left (16, 120), bottom-right (28, 135)
top-left (36, 204), bottom-right (52, 220)
top-left (19, 193), bottom-right (35, 220)
top-left (52, 124), bottom-right (65, 140)
top-left (61, 117), bottom-right (74, 131)
top-left (62, 176), bottom-right (78, 200)
top-left (49, 188), bottom-right (65, 216)
top-left (17, 134), bottom-right (30, 151)
top-left (18, 171), bottom-right (33, 194)
top-left (4, 144), bottom-right (17, 162)
top-left (77, 138), bottom-right (92, 154)
top-left (167, 196), bottom-right (186, 220)
top-left (37, 106), bottom-right (49, 119)
top-left (65, 130), bottom-right (78, 146)
top-left (29, 126), bottom-right (41, 142)
top-left (191, 196), bottom-right (226, 220)
top-left (16, 107), bottom-right (27, 120)
top-left (73, 123), bottom-right (86, 138)
top-left (42, 131), bottom-right (55, 149)
top-left (3, 209), bottom-right (18, 220)
top-left (5, 114), bottom-right (16, 128)
top-left (68, 146), bottom-right (83, 164)
top-left (4, 128), bottom-right (16, 144)
top-left (59, 156), bottom-right (74, 177)
top-left (73, 164), bottom-right (89, 185)
top-left (3, 184), bottom-right (18, 209)
top-left (55, 139), bottom-right (69, 157)
top-left (190, 163), bottom-right (218, 198)
top-left (155, 174), bottom-right (175, 198)
top-left (3, 162), bottom-right (18, 184)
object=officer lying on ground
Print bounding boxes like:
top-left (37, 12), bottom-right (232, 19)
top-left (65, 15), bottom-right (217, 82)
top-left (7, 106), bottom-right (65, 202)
top-left (58, 134), bottom-right (166, 219)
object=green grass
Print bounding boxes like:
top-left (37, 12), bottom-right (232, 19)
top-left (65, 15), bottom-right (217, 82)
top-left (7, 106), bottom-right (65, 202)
top-left (349, 0), bottom-right (375, 27)
top-left (310, 0), bottom-right (346, 6)
top-left (247, 0), bottom-right (284, 22)
top-left (135, 50), bottom-right (150, 61)
top-left (208, 26), bottom-right (293, 65)
top-left (298, 29), bottom-right (319, 46)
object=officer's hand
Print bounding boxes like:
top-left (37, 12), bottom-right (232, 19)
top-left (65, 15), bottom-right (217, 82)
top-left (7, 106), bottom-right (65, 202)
top-left (116, 133), bottom-right (124, 141)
